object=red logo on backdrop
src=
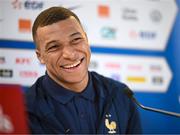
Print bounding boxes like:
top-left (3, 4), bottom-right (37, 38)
top-left (127, 64), bottom-right (143, 71)
top-left (11, 0), bottom-right (21, 9)
top-left (16, 58), bottom-right (32, 65)
top-left (105, 63), bottom-right (121, 69)
top-left (18, 19), bottom-right (31, 32)
top-left (129, 30), bottom-right (138, 39)
top-left (98, 5), bottom-right (110, 17)
top-left (19, 71), bottom-right (38, 78)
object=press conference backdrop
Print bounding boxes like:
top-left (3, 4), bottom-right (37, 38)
top-left (0, 0), bottom-right (179, 133)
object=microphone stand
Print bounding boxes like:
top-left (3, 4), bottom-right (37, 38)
top-left (123, 88), bottom-right (180, 118)
top-left (131, 96), bottom-right (180, 118)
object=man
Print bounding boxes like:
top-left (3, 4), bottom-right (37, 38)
top-left (25, 6), bottom-right (142, 134)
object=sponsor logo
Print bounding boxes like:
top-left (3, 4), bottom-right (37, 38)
top-left (98, 5), bottom-right (110, 18)
top-left (11, 0), bottom-right (43, 10)
top-left (127, 76), bottom-right (146, 83)
top-left (152, 76), bottom-right (163, 84)
top-left (129, 30), bottom-right (156, 40)
top-left (140, 31), bottom-right (156, 39)
top-left (149, 9), bottom-right (162, 23)
top-left (18, 19), bottom-right (31, 32)
top-left (129, 30), bottom-right (138, 39)
top-left (15, 57), bottom-right (32, 65)
top-left (150, 65), bottom-right (162, 72)
top-left (89, 61), bottom-right (98, 69)
top-left (122, 7), bottom-right (138, 21)
top-left (0, 69), bottom-right (13, 78)
top-left (100, 27), bottom-right (116, 39)
top-left (105, 63), bottom-right (121, 69)
top-left (0, 57), bottom-right (5, 64)
top-left (110, 74), bottom-right (121, 81)
top-left (11, 0), bottom-right (21, 9)
top-left (127, 64), bottom-right (142, 71)
top-left (19, 71), bottom-right (38, 78)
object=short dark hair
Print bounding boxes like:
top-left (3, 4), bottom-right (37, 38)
top-left (32, 6), bottom-right (82, 46)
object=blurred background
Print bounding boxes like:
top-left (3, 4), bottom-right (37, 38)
top-left (0, 0), bottom-right (179, 133)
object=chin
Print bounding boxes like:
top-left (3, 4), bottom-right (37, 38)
top-left (63, 71), bottom-right (88, 84)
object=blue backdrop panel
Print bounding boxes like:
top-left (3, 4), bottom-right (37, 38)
top-left (135, 0), bottom-right (180, 133)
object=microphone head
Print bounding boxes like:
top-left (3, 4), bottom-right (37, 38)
top-left (123, 87), bottom-right (134, 98)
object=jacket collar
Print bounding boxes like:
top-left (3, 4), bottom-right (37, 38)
top-left (42, 72), bottom-right (95, 104)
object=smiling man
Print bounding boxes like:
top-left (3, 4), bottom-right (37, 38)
top-left (35, 15), bottom-right (90, 92)
top-left (25, 6), bottom-right (142, 134)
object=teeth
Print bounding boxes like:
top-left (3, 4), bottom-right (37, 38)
top-left (63, 60), bottom-right (81, 69)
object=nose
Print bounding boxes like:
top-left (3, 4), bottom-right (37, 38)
top-left (62, 45), bottom-right (77, 60)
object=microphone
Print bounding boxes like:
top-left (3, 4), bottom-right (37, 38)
top-left (123, 87), bottom-right (180, 118)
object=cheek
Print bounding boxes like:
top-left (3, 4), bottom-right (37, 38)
top-left (45, 54), bottom-right (59, 65)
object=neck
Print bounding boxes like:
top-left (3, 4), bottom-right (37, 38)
top-left (62, 75), bottom-right (89, 93)
top-left (48, 72), bottom-right (89, 93)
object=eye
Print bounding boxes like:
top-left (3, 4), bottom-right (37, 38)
top-left (47, 44), bottom-right (59, 52)
top-left (71, 37), bottom-right (83, 44)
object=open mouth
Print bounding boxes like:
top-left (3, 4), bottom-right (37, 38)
top-left (61, 58), bottom-right (84, 69)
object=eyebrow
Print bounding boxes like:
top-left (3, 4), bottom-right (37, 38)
top-left (70, 32), bottom-right (82, 37)
top-left (46, 40), bottom-right (57, 45)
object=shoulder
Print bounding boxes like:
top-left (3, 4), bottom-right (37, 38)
top-left (25, 75), bottom-right (45, 113)
top-left (25, 75), bottom-right (44, 98)
top-left (90, 71), bottom-right (140, 116)
top-left (90, 71), bottom-right (135, 109)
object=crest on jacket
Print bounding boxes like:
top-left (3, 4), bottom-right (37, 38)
top-left (105, 114), bottom-right (116, 133)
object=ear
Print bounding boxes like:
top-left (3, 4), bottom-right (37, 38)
top-left (36, 49), bottom-right (45, 64)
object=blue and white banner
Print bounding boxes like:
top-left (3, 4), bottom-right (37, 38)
top-left (0, 0), bottom-right (179, 134)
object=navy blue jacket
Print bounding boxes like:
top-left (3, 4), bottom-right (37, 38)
top-left (25, 71), bottom-right (141, 134)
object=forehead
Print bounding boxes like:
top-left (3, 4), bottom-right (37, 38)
top-left (36, 16), bottom-right (84, 43)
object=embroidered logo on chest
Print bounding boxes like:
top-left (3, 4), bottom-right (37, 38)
top-left (105, 114), bottom-right (116, 133)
